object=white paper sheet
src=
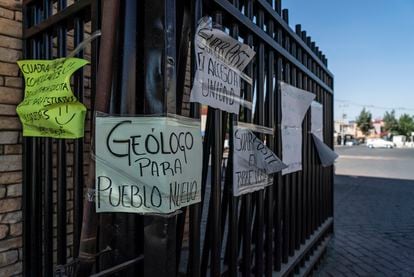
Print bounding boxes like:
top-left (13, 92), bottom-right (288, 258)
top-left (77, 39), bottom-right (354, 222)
top-left (310, 101), bottom-right (338, 167)
top-left (281, 82), bottom-right (316, 128)
top-left (190, 17), bottom-right (255, 114)
top-left (95, 116), bottom-right (203, 214)
top-left (311, 101), bottom-right (323, 141)
top-left (281, 127), bottom-right (303, 175)
top-left (233, 126), bottom-right (286, 196)
top-left (280, 82), bottom-right (315, 175)
top-left (312, 134), bottom-right (338, 167)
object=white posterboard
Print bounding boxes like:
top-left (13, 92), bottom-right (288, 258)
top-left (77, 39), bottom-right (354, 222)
top-left (233, 126), bottom-right (286, 196)
top-left (190, 17), bottom-right (255, 114)
top-left (281, 82), bottom-right (315, 175)
top-left (310, 102), bottom-right (338, 167)
top-left (95, 116), bottom-right (202, 214)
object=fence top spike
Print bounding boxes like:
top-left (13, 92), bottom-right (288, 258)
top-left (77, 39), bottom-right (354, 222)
top-left (295, 24), bottom-right (302, 35)
top-left (301, 30), bottom-right (307, 41)
top-left (282, 9), bottom-right (289, 24)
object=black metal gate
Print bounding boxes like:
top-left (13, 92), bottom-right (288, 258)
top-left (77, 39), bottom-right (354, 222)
top-left (22, 0), bottom-right (334, 276)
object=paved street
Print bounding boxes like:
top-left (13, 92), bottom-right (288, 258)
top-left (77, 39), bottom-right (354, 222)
top-left (316, 146), bottom-right (414, 276)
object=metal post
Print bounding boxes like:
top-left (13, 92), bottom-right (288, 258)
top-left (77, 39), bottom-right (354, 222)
top-left (142, 0), bottom-right (178, 276)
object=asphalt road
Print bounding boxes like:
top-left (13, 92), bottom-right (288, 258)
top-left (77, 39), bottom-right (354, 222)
top-left (316, 145), bottom-right (414, 276)
top-left (334, 145), bottom-right (414, 180)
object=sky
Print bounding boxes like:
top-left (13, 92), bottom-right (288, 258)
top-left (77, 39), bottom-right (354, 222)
top-left (282, 0), bottom-right (414, 121)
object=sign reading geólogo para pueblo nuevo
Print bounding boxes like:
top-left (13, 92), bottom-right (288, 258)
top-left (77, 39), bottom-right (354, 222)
top-left (95, 116), bottom-right (203, 214)
top-left (16, 58), bottom-right (88, 138)
top-left (190, 17), bottom-right (255, 114)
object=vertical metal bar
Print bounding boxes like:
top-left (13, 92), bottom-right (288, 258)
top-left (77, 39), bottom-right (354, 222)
top-left (242, 1), bottom-right (254, 275)
top-left (56, 0), bottom-right (68, 266)
top-left (255, 7), bottom-right (265, 277)
top-left (78, 0), bottom-right (118, 275)
top-left (208, 12), bottom-right (224, 277)
top-left (295, 25), bottom-right (306, 246)
top-left (73, 3), bottom-right (85, 258)
top-left (282, 9), bottom-right (291, 262)
top-left (142, 0), bottom-right (178, 276)
top-left (34, 5), bottom-right (43, 276)
top-left (22, 4), bottom-right (38, 276)
top-left (265, 2), bottom-right (275, 274)
top-left (188, 2), bottom-right (202, 275)
top-left (43, 0), bottom-right (53, 275)
top-left (290, 51), bottom-right (298, 258)
top-left (273, 23), bottom-right (283, 272)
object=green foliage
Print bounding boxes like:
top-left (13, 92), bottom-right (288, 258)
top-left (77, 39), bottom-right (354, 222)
top-left (356, 108), bottom-right (373, 135)
top-left (383, 110), bottom-right (399, 134)
top-left (396, 114), bottom-right (414, 137)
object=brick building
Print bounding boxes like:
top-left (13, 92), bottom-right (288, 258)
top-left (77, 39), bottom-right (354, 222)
top-left (0, 0), bottom-right (24, 275)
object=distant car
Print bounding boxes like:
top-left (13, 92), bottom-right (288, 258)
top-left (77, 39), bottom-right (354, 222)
top-left (366, 139), bottom-right (394, 149)
top-left (345, 139), bottom-right (359, 146)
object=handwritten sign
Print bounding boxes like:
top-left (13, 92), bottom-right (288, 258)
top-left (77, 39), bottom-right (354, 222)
top-left (95, 116), bottom-right (202, 214)
top-left (16, 58), bottom-right (88, 138)
top-left (190, 17), bottom-right (255, 114)
top-left (233, 126), bottom-right (286, 196)
top-left (310, 102), bottom-right (338, 166)
top-left (280, 82), bottom-right (315, 175)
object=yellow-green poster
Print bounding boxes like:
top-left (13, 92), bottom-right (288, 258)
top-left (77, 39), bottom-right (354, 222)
top-left (16, 58), bottom-right (88, 138)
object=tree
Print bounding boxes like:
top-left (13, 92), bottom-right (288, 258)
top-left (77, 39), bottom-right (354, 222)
top-left (383, 110), bottom-right (398, 134)
top-left (396, 114), bottom-right (414, 137)
top-left (356, 108), bottom-right (373, 136)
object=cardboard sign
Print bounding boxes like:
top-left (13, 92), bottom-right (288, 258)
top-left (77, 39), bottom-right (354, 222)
top-left (280, 82), bottom-right (315, 175)
top-left (233, 126), bottom-right (286, 196)
top-left (16, 58), bottom-right (88, 138)
top-left (95, 116), bottom-right (203, 214)
top-left (190, 17), bottom-right (255, 114)
top-left (310, 101), bottom-right (338, 167)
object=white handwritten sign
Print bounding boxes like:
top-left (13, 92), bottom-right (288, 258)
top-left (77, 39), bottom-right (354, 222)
top-left (95, 116), bottom-right (202, 214)
top-left (190, 17), bottom-right (255, 114)
top-left (281, 82), bottom-right (315, 175)
top-left (233, 126), bottom-right (286, 196)
top-left (310, 102), bottom-right (338, 167)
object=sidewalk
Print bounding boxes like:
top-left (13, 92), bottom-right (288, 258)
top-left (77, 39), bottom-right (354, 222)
top-left (315, 175), bottom-right (414, 276)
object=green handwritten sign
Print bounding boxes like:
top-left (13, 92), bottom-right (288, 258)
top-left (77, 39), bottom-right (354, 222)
top-left (16, 58), bottom-right (89, 138)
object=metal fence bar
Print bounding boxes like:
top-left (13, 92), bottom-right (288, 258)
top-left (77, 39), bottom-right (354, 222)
top-left (241, 1), bottom-right (254, 275)
top-left (73, 0), bottom-right (85, 258)
top-left (56, 0), bottom-right (68, 266)
top-left (265, 2), bottom-right (275, 274)
top-left (42, 1), bottom-right (54, 276)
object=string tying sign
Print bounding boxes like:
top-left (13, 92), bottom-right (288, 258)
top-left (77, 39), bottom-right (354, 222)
top-left (17, 58), bottom-right (89, 138)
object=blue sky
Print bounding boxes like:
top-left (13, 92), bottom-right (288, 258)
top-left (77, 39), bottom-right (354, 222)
top-left (282, 0), bottom-right (414, 120)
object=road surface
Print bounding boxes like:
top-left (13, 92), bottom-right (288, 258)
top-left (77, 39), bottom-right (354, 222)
top-left (316, 145), bottom-right (414, 276)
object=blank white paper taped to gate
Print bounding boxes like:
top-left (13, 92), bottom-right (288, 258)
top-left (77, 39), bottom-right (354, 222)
top-left (311, 101), bottom-right (323, 141)
top-left (95, 116), bottom-right (202, 214)
top-left (233, 126), bottom-right (286, 196)
top-left (280, 82), bottom-right (315, 175)
top-left (190, 17), bottom-right (255, 114)
top-left (281, 127), bottom-right (303, 175)
top-left (310, 102), bottom-right (338, 167)
top-left (281, 82), bottom-right (315, 128)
